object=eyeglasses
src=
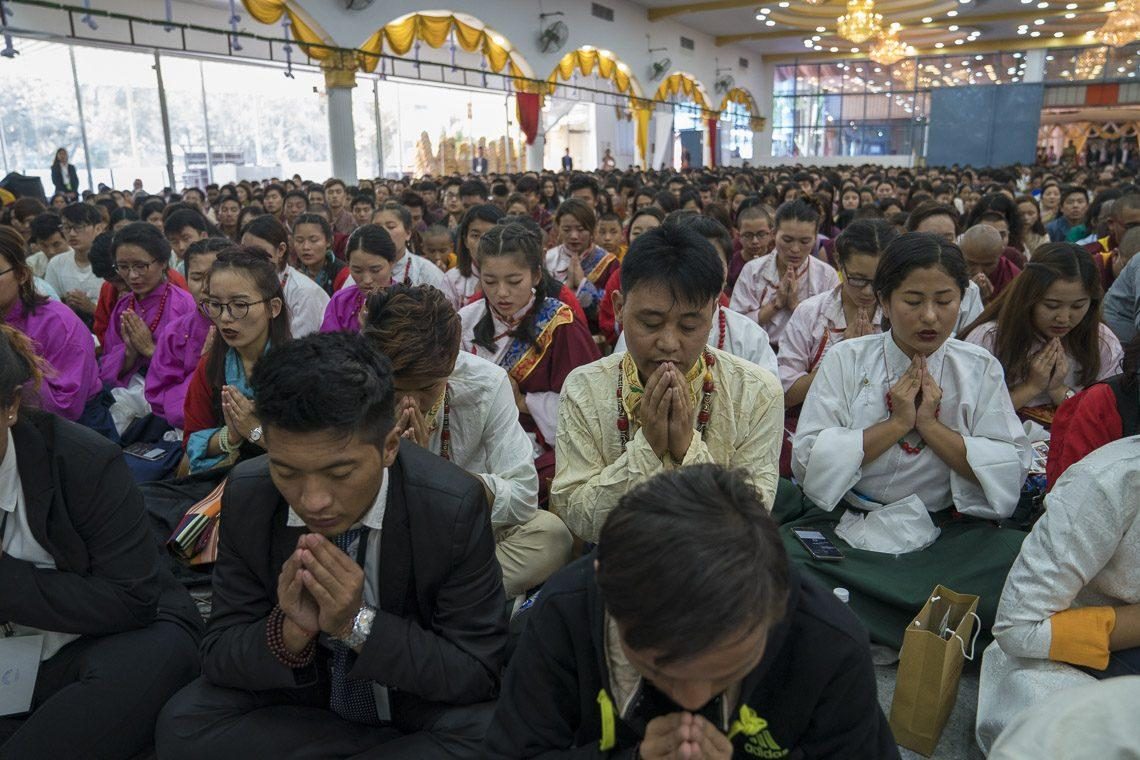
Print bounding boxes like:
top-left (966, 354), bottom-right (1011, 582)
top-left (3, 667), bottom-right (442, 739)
top-left (0, 266), bottom-right (13, 277)
top-left (113, 261), bottom-right (158, 275)
top-left (844, 273), bottom-right (874, 290)
top-left (740, 231), bottom-right (771, 242)
top-left (61, 224), bottom-right (90, 235)
top-left (200, 299), bottom-right (269, 321)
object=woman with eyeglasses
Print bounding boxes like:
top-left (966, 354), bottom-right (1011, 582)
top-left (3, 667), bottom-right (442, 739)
top-left (183, 247), bottom-right (290, 473)
top-left (99, 223), bottom-right (196, 396)
top-left (145, 237), bottom-right (230, 429)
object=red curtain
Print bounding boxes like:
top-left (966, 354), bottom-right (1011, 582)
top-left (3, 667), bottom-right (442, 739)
top-left (706, 118), bottom-right (718, 167)
top-left (516, 93), bottom-right (540, 145)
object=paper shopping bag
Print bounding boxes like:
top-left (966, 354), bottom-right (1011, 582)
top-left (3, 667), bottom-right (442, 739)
top-left (889, 585), bottom-right (980, 757)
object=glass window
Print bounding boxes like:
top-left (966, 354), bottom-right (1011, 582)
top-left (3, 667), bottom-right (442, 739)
top-left (774, 65), bottom-right (796, 96)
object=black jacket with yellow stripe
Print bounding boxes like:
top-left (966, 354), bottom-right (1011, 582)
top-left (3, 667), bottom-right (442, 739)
top-left (482, 555), bottom-right (900, 759)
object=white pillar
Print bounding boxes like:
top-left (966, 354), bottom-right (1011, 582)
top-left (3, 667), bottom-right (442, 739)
top-left (323, 52), bottom-right (358, 184)
top-left (527, 111), bottom-right (546, 171)
top-left (753, 59), bottom-right (775, 162)
top-left (1023, 49), bottom-right (1046, 83)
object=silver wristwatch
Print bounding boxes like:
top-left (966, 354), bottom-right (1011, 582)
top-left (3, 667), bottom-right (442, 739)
top-left (248, 425), bottom-right (263, 443)
top-left (336, 605), bottom-right (376, 649)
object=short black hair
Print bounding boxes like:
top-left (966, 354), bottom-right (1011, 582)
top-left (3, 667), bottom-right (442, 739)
top-left (28, 212), bottom-right (62, 243)
top-left (163, 208), bottom-right (209, 237)
top-left (620, 222), bottom-right (723, 307)
top-left (515, 175), bottom-right (540, 194)
top-left (459, 179), bottom-right (488, 199)
top-left (60, 202), bottom-right (103, 228)
top-left (568, 174), bottom-right (600, 200)
top-left (875, 231), bottom-right (969, 301)
top-left (597, 464), bottom-right (789, 665)
top-left (183, 236), bottom-right (233, 270)
top-left (252, 332), bottom-right (396, 449)
top-left (88, 231), bottom-right (117, 280)
top-left (678, 214), bottom-right (733, 263)
top-left (834, 219), bottom-right (898, 265)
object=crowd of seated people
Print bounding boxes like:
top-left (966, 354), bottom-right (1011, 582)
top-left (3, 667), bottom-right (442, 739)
top-left (3, 160), bottom-right (1140, 756)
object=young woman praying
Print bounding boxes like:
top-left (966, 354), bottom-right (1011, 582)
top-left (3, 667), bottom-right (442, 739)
top-left (320, 225), bottom-right (397, 334)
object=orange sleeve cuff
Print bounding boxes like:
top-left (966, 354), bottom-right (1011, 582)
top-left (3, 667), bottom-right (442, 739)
top-left (1048, 606), bottom-right (1117, 670)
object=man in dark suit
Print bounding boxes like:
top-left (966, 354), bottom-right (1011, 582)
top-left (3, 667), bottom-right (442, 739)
top-left (472, 146), bottom-right (489, 175)
top-left (157, 333), bottom-right (507, 759)
top-left (562, 148), bottom-right (573, 172)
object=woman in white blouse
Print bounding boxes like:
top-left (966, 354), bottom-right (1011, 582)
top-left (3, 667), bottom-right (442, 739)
top-left (785, 232), bottom-right (1031, 649)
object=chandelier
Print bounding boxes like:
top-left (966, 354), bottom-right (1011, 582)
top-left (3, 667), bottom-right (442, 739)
top-left (869, 27), bottom-right (910, 65)
top-left (1074, 46), bottom-right (1108, 77)
top-left (837, 0), bottom-right (882, 43)
top-left (1096, 0), bottom-right (1140, 46)
top-left (803, 0), bottom-right (826, 5)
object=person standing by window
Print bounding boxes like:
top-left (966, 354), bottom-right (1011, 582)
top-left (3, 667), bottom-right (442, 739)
top-left (50, 148), bottom-right (80, 200)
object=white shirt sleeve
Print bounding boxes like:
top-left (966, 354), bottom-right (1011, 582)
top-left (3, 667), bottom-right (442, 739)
top-left (956, 281), bottom-right (984, 335)
top-left (287, 276), bottom-right (331, 338)
top-left (777, 303), bottom-right (817, 392)
top-left (525, 391), bottom-right (560, 445)
top-left (728, 260), bottom-right (764, 322)
top-left (478, 373), bottom-right (540, 528)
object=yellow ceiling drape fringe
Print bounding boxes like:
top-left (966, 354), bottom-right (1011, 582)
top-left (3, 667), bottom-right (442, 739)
top-left (717, 87), bottom-right (767, 133)
top-left (356, 12), bottom-right (533, 89)
top-left (240, 0), bottom-right (332, 60)
top-left (546, 48), bottom-right (640, 99)
top-left (654, 72), bottom-right (716, 117)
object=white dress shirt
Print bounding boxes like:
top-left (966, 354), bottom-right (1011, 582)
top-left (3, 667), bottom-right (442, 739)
top-left (793, 332), bottom-right (1031, 520)
top-left (44, 250), bottom-right (102, 303)
top-left (0, 431), bottom-right (80, 660)
top-left (778, 287), bottom-right (883, 392)
top-left (282, 265), bottom-right (330, 338)
top-left (424, 352), bottom-right (538, 528)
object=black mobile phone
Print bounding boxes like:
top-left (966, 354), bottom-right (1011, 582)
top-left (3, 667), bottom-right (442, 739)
top-left (123, 442), bottom-right (168, 462)
top-left (792, 528), bottom-right (844, 561)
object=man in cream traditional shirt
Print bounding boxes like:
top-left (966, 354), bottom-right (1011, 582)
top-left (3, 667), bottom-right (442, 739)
top-left (362, 285), bottom-right (572, 599)
top-left (552, 224), bottom-right (783, 543)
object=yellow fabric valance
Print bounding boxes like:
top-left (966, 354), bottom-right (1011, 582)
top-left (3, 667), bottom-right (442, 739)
top-left (718, 87), bottom-right (767, 133)
top-left (240, 0), bottom-right (332, 60)
top-left (357, 12), bottom-right (532, 85)
top-left (546, 48), bottom-right (642, 98)
top-left (654, 72), bottom-right (713, 114)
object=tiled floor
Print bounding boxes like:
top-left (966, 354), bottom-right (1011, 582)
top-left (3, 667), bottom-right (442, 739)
top-left (876, 663), bottom-right (985, 760)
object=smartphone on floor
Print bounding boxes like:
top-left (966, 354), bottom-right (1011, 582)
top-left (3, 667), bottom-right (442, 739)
top-left (791, 527), bottom-right (844, 561)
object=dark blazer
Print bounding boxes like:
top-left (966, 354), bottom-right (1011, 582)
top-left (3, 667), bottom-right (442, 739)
top-left (201, 441), bottom-right (507, 713)
top-left (51, 162), bottom-right (79, 195)
top-left (472, 157), bottom-right (489, 175)
top-left (2, 412), bottom-right (202, 639)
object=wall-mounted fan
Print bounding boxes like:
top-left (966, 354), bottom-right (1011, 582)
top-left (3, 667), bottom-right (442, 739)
top-left (650, 58), bottom-right (672, 81)
top-left (344, 0), bottom-right (375, 10)
top-left (539, 17), bottom-right (569, 54)
top-left (715, 74), bottom-right (735, 93)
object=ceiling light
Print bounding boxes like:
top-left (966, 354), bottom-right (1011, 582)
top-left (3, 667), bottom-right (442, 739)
top-left (759, 6), bottom-right (771, 12)
top-left (1055, 30), bottom-right (1065, 35)
top-left (1065, 11), bottom-right (1077, 16)
top-left (816, 25), bottom-right (827, 31)
top-left (837, 0), bottom-right (884, 42)
top-left (852, 46), bottom-right (860, 51)
top-left (765, 18), bottom-right (776, 25)
top-left (1096, 0), bottom-right (1140, 45)
top-left (947, 9), bottom-right (959, 15)
top-left (1017, 27), bottom-right (1028, 33)
top-left (812, 34), bottom-right (822, 40)
top-left (1031, 29), bottom-right (1042, 35)
top-left (935, 41), bottom-right (945, 47)
top-left (1037, 1), bottom-right (1050, 7)
top-left (949, 24), bottom-right (960, 30)
top-left (1066, 1), bottom-right (1078, 6)
top-left (1034, 17), bottom-right (1045, 23)
top-left (778, 1), bottom-right (790, 6)
top-left (922, 15), bottom-right (933, 22)
top-left (804, 39), bottom-right (815, 46)
top-left (944, 62), bottom-right (952, 68)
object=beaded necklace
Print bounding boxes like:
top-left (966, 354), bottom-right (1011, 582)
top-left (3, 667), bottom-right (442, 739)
top-left (717, 308), bottom-right (727, 351)
top-left (616, 351), bottom-right (716, 453)
top-left (128, 283), bottom-right (170, 334)
top-left (426, 386), bottom-right (452, 460)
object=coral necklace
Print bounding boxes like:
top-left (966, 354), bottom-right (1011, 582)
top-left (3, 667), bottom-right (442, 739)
top-left (616, 350), bottom-right (716, 453)
top-left (128, 283), bottom-right (170, 334)
top-left (716, 309), bottom-right (727, 351)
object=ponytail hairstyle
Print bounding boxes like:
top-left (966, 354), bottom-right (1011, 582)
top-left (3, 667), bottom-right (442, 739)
top-left (774, 198), bottom-right (822, 233)
top-left (472, 221), bottom-right (550, 353)
top-left (0, 226), bottom-right (46, 316)
top-left (0, 323), bottom-right (44, 409)
top-left (962, 242), bottom-right (1103, 388)
top-left (203, 246), bottom-right (292, 422)
top-left (456, 204), bottom-right (504, 278)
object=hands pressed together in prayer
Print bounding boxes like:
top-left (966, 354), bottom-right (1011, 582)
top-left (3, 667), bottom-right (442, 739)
top-left (772, 267), bottom-right (799, 313)
top-left (276, 533), bottom-right (365, 653)
top-left (1026, 337), bottom-right (1072, 405)
top-left (394, 396), bottom-right (430, 447)
top-left (639, 361), bottom-right (696, 463)
top-left (221, 385), bottom-right (263, 448)
top-left (972, 272), bottom-right (994, 302)
top-left (639, 713), bottom-right (733, 760)
top-left (887, 353), bottom-right (943, 437)
top-left (120, 309), bottom-right (156, 365)
top-left (843, 307), bottom-right (874, 341)
top-left (64, 289), bottom-right (95, 315)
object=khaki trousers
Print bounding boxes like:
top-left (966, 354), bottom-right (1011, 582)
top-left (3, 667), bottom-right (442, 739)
top-left (495, 509), bottom-right (573, 598)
